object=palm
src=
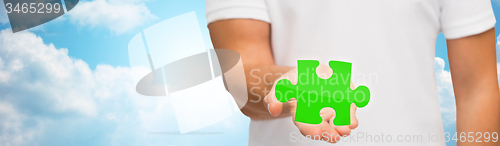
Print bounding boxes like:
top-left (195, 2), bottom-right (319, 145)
top-left (264, 64), bottom-right (359, 143)
top-left (288, 99), bottom-right (358, 143)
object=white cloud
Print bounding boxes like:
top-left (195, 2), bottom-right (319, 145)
top-left (434, 57), bottom-right (456, 125)
top-left (0, 29), bottom-right (98, 117)
top-left (67, 0), bottom-right (157, 34)
top-left (0, 102), bottom-right (38, 146)
top-left (0, 29), bottom-right (249, 145)
top-left (498, 63), bottom-right (500, 83)
top-left (497, 34), bottom-right (500, 49)
top-left (0, 29), bottom-right (153, 144)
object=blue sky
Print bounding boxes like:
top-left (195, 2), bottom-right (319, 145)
top-left (13, 0), bottom-right (213, 69)
top-left (0, 0), bottom-right (499, 146)
top-left (0, 0), bottom-right (249, 146)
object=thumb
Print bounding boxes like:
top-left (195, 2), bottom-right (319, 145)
top-left (264, 67), bottom-right (298, 117)
top-left (264, 86), bottom-right (284, 117)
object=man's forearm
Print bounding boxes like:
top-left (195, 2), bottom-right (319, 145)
top-left (456, 86), bottom-right (500, 146)
top-left (208, 19), bottom-right (291, 119)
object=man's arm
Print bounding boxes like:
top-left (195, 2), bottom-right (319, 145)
top-left (447, 28), bottom-right (500, 146)
top-left (209, 19), bottom-right (364, 142)
top-left (208, 19), bottom-right (293, 120)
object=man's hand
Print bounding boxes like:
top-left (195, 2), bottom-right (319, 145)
top-left (263, 64), bottom-right (359, 143)
top-left (209, 19), bottom-right (359, 143)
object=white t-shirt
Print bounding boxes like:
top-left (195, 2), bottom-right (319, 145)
top-left (206, 0), bottom-right (496, 145)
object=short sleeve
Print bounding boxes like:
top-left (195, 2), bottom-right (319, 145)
top-left (440, 0), bottom-right (496, 39)
top-left (205, 0), bottom-right (270, 24)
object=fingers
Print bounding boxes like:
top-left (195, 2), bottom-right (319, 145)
top-left (295, 121), bottom-right (342, 143)
top-left (319, 108), bottom-right (334, 121)
top-left (349, 81), bottom-right (359, 130)
top-left (291, 108), bottom-right (353, 143)
top-left (263, 86), bottom-right (284, 117)
top-left (319, 108), bottom-right (342, 143)
top-left (296, 122), bottom-right (337, 143)
top-left (289, 70), bottom-right (360, 144)
top-left (287, 98), bottom-right (298, 116)
top-left (333, 125), bottom-right (352, 137)
top-left (349, 103), bottom-right (359, 129)
top-left (326, 108), bottom-right (352, 136)
top-left (320, 125), bottom-right (341, 143)
top-left (264, 68), bottom-right (298, 117)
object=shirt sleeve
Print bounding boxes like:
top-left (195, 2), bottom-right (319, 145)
top-left (205, 0), bottom-right (270, 24)
top-left (440, 0), bottom-right (496, 39)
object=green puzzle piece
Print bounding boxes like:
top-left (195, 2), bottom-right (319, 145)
top-left (275, 60), bottom-right (370, 126)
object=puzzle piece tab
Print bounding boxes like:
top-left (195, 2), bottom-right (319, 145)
top-left (275, 60), bottom-right (370, 125)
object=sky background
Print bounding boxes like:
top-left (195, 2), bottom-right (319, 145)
top-left (0, 0), bottom-right (499, 146)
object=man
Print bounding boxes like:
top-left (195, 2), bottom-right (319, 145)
top-left (206, 0), bottom-right (500, 145)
